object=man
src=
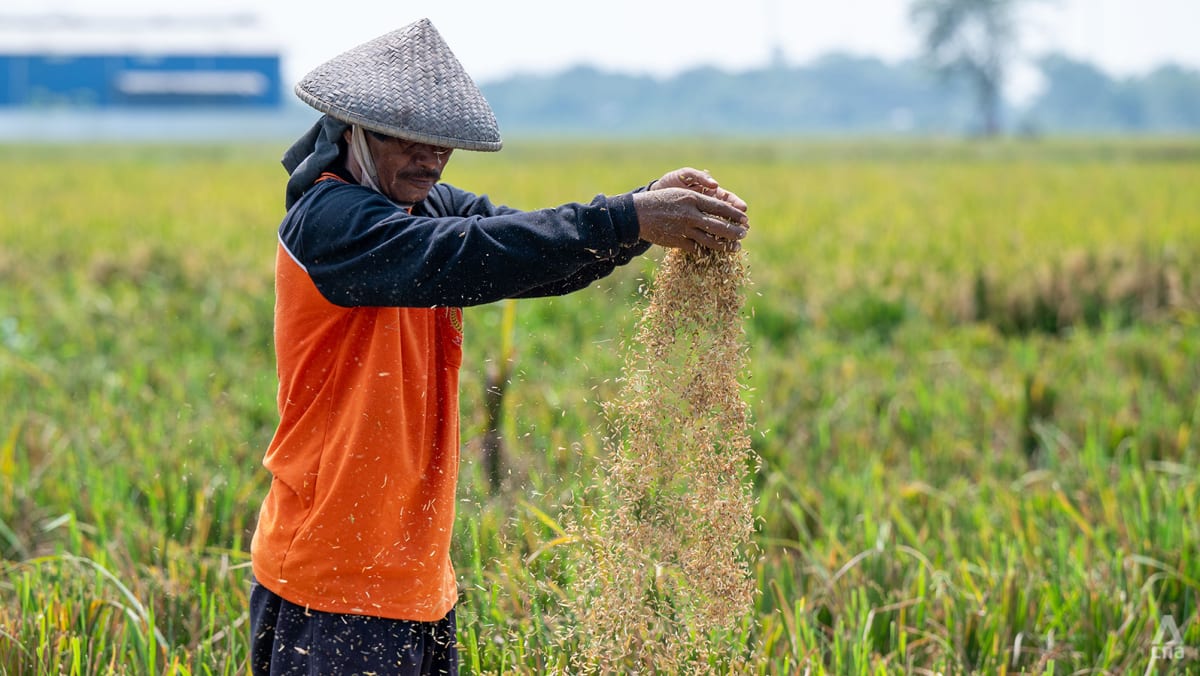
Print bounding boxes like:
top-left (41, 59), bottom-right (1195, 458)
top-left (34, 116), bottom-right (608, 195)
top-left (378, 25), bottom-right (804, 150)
top-left (249, 18), bottom-right (748, 675)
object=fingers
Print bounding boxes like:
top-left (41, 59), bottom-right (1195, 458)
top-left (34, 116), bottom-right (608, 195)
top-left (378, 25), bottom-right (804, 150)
top-left (677, 194), bottom-right (749, 252)
top-left (693, 191), bottom-right (749, 227)
top-left (714, 187), bottom-right (749, 213)
top-left (691, 226), bottom-right (744, 253)
top-left (694, 217), bottom-right (747, 252)
top-left (677, 167), bottom-right (719, 191)
top-left (703, 214), bottom-right (749, 243)
top-left (670, 220), bottom-right (743, 253)
top-left (632, 187), bottom-right (751, 253)
top-left (655, 167), bottom-right (709, 188)
top-left (662, 167), bottom-right (749, 214)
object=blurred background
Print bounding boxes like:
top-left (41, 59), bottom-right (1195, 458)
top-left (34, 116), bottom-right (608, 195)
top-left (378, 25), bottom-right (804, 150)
top-left (1, 0), bottom-right (1198, 141)
top-left (3, 2), bottom-right (1199, 673)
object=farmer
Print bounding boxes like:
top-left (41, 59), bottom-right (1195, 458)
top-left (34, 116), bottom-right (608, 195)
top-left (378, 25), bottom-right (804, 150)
top-left (249, 18), bottom-right (749, 675)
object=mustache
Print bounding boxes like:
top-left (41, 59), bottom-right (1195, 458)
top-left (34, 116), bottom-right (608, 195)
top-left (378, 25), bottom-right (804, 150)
top-left (398, 169), bottom-right (442, 183)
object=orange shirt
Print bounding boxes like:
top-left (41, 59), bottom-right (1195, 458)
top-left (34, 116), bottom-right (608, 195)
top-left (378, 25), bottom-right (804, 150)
top-left (250, 243), bottom-right (465, 621)
top-left (252, 170), bottom-right (647, 622)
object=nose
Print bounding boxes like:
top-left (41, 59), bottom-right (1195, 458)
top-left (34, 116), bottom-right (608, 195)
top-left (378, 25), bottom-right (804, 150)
top-left (412, 143), bottom-right (451, 168)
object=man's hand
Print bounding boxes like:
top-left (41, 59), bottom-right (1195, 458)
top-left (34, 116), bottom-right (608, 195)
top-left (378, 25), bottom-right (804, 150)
top-left (653, 167), bottom-right (748, 214)
top-left (633, 187), bottom-right (750, 253)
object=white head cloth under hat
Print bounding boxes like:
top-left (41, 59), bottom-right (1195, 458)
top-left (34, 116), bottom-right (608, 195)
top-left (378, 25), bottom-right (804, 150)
top-left (295, 18), bottom-right (502, 152)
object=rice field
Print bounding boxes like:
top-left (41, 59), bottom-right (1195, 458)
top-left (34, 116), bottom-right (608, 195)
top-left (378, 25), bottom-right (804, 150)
top-left (1, 138), bottom-right (1198, 674)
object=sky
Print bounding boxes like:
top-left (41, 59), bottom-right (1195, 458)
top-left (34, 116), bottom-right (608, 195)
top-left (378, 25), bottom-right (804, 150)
top-left (4, 0), bottom-right (1200, 102)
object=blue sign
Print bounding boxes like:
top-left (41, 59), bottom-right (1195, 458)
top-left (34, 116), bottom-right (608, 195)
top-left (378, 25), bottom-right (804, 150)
top-left (0, 53), bottom-right (282, 108)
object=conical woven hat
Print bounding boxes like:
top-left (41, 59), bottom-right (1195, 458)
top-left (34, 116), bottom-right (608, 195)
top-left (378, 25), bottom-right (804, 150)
top-left (295, 19), bottom-right (502, 152)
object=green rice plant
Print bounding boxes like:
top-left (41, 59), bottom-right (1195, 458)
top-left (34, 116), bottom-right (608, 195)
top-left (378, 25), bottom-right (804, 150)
top-left (2, 139), bottom-right (1198, 673)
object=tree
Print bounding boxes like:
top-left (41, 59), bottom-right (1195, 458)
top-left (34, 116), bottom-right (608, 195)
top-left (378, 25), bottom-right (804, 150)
top-left (1137, 65), bottom-right (1200, 131)
top-left (1024, 54), bottom-right (1133, 131)
top-left (910, 0), bottom-right (1041, 136)
top-left (1023, 55), bottom-right (1200, 133)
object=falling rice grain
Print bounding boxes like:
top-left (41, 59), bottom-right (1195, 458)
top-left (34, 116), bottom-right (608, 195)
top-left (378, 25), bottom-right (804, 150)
top-left (573, 247), bottom-right (758, 673)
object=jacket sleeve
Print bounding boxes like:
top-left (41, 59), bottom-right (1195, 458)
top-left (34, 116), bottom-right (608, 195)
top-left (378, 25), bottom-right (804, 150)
top-left (279, 180), bottom-right (651, 307)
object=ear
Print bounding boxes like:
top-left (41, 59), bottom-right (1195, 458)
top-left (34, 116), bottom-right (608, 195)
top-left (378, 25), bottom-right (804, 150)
top-left (342, 128), bottom-right (354, 144)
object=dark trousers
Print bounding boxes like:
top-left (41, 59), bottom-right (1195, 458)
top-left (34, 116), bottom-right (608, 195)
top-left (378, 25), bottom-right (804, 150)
top-left (249, 578), bottom-right (459, 675)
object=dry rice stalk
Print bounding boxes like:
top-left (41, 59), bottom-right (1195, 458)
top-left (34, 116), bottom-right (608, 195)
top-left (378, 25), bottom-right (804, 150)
top-left (573, 247), bottom-right (758, 674)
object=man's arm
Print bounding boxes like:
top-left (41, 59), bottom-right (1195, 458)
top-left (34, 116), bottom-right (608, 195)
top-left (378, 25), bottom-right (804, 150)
top-left (281, 181), bottom-right (646, 307)
top-left (281, 170), bottom-right (749, 308)
top-left (427, 168), bottom-right (750, 296)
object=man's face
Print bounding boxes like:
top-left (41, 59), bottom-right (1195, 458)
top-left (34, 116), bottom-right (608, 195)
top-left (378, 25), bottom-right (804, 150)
top-left (361, 130), bottom-right (454, 204)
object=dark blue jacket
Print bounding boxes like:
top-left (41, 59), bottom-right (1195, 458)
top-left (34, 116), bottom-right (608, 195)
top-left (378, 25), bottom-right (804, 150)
top-left (278, 175), bottom-right (651, 308)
